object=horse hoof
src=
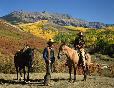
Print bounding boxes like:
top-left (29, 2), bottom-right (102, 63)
top-left (44, 82), bottom-right (49, 86)
top-left (68, 80), bottom-right (72, 83)
top-left (73, 80), bottom-right (77, 83)
top-left (68, 78), bottom-right (72, 82)
top-left (82, 79), bottom-right (86, 81)
top-left (44, 84), bottom-right (49, 86)
top-left (19, 78), bottom-right (22, 81)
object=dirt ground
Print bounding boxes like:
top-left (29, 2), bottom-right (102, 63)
top-left (0, 73), bottom-right (114, 88)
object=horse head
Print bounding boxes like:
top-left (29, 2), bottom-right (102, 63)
top-left (58, 43), bottom-right (66, 59)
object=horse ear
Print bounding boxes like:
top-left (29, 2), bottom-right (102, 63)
top-left (60, 40), bottom-right (66, 45)
top-left (61, 41), bottom-right (66, 45)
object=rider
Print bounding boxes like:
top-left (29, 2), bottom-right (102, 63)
top-left (43, 39), bottom-right (55, 85)
top-left (74, 31), bottom-right (86, 66)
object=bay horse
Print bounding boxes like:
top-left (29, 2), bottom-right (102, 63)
top-left (14, 48), bottom-right (34, 81)
top-left (58, 43), bottom-right (91, 82)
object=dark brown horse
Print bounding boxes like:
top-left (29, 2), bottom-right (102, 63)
top-left (14, 48), bottom-right (34, 81)
top-left (58, 43), bottom-right (91, 82)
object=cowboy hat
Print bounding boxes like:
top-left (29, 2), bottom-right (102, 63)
top-left (47, 39), bottom-right (55, 46)
top-left (77, 32), bottom-right (83, 36)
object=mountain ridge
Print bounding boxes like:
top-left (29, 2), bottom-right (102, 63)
top-left (1, 11), bottom-right (106, 28)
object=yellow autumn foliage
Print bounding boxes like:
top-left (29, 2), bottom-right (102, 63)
top-left (64, 26), bottom-right (88, 32)
top-left (105, 26), bottom-right (114, 31)
top-left (18, 20), bottom-right (58, 40)
top-left (96, 29), bottom-right (106, 33)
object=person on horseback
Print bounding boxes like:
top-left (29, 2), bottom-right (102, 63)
top-left (43, 39), bottom-right (55, 86)
top-left (74, 31), bottom-right (86, 66)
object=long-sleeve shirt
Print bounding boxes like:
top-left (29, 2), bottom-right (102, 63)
top-left (74, 37), bottom-right (85, 49)
top-left (43, 47), bottom-right (55, 61)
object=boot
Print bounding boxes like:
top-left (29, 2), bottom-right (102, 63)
top-left (44, 74), bottom-right (51, 86)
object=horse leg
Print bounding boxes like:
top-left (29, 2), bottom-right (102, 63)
top-left (82, 65), bottom-right (87, 81)
top-left (16, 66), bottom-right (18, 80)
top-left (19, 67), bottom-right (23, 81)
top-left (86, 65), bottom-right (91, 76)
top-left (23, 67), bottom-right (26, 81)
top-left (27, 66), bottom-right (30, 81)
top-left (73, 64), bottom-right (77, 82)
top-left (68, 65), bottom-right (72, 82)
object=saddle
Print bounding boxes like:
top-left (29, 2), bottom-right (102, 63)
top-left (77, 48), bottom-right (86, 66)
top-left (78, 52), bottom-right (84, 66)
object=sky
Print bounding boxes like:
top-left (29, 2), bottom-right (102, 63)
top-left (0, 0), bottom-right (114, 24)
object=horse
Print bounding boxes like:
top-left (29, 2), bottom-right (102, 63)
top-left (14, 48), bottom-right (34, 81)
top-left (58, 43), bottom-right (91, 82)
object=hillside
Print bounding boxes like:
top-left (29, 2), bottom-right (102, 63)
top-left (1, 11), bottom-right (106, 28)
top-left (18, 20), bottom-right (58, 40)
top-left (0, 19), bottom-right (46, 55)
